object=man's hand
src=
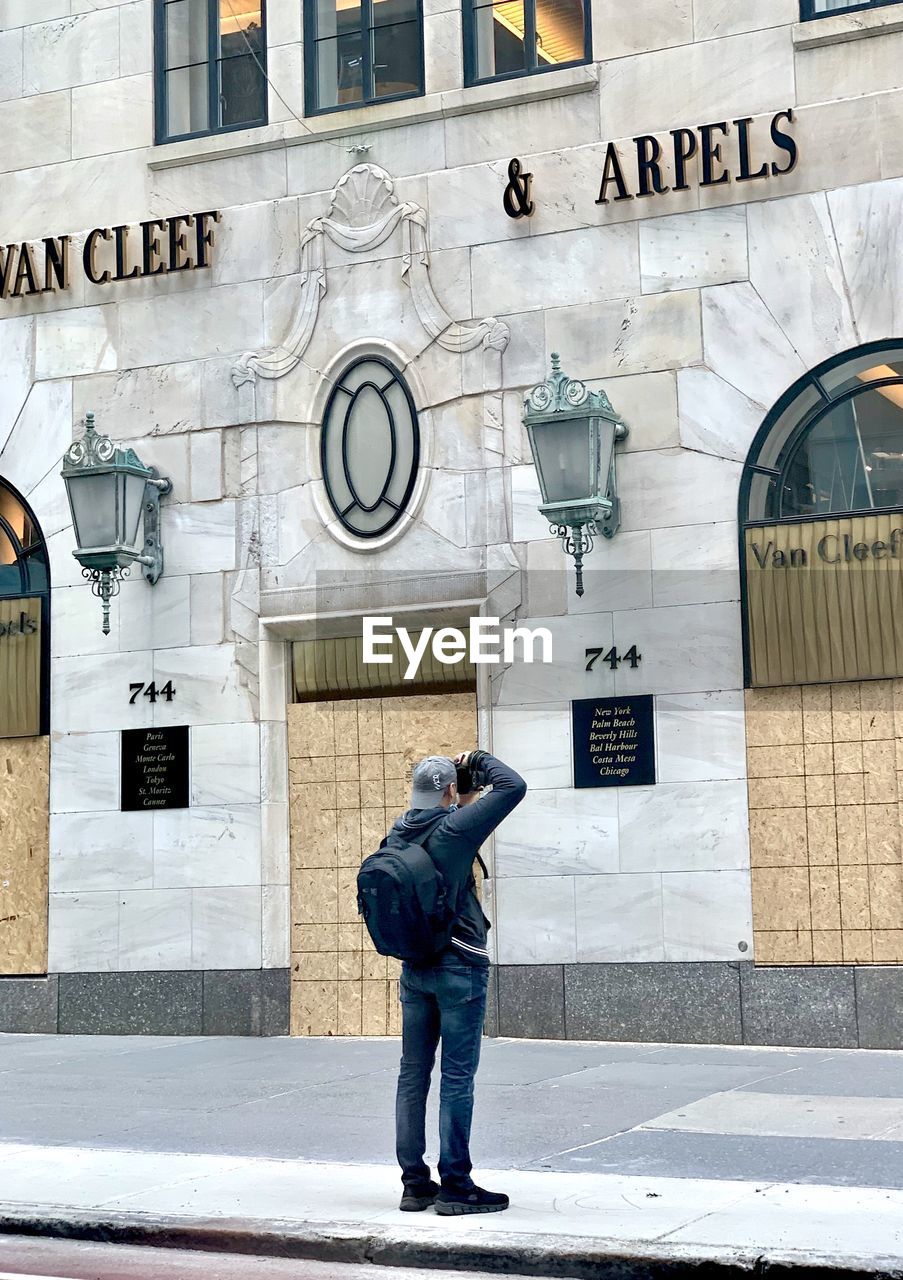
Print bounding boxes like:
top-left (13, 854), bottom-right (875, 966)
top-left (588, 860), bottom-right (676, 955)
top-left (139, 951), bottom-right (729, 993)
top-left (454, 751), bottom-right (472, 767)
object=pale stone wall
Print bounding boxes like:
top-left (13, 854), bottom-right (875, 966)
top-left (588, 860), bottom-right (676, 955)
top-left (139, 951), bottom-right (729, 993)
top-left (0, 0), bottom-right (900, 977)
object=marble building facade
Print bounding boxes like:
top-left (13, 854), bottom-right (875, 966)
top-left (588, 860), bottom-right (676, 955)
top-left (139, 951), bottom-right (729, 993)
top-left (1, 0), bottom-right (903, 1043)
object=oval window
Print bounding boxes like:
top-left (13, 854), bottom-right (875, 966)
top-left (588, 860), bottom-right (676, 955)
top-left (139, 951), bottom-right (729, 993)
top-left (320, 357), bottom-right (420, 539)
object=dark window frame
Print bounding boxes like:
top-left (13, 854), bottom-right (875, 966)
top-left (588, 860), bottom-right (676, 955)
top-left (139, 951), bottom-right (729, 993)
top-left (320, 355), bottom-right (421, 539)
top-left (462, 0), bottom-right (592, 88)
top-left (303, 0), bottom-right (425, 117)
top-left (154, 0), bottom-right (269, 145)
top-left (738, 339), bottom-right (903, 688)
top-left (800, 0), bottom-right (901, 20)
top-left (0, 477), bottom-right (51, 737)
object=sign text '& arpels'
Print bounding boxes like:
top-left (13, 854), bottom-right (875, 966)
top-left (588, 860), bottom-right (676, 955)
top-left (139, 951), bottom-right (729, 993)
top-left (0, 211), bottom-right (222, 300)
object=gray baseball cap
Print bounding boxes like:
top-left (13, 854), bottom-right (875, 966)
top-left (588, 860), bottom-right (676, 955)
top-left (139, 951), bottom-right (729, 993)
top-left (410, 755), bottom-right (456, 809)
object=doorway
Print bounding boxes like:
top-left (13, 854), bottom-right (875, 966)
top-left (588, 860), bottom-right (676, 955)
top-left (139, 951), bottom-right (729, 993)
top-left (287, 692), bottom-right (478, 1035)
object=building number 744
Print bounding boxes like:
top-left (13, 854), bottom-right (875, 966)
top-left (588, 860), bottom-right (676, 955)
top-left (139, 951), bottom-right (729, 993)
top-left (584, 646), bottom-right (642, 672)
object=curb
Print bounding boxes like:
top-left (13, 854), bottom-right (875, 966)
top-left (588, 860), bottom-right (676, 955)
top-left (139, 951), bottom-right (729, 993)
top-left (1, 1207), bottom-right (902, 1280)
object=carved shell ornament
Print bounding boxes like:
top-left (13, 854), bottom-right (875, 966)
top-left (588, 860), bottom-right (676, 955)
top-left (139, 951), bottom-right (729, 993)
top-left (231, 164), bottom-right (509, 387)
top-left (327, 164), bottom-right (399, 229)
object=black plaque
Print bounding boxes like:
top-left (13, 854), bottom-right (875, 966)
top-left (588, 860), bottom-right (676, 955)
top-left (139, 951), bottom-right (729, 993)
top-left (121, 726), bottom-right (190, 811)
top-left (572, 695), bottom-right (656, 789)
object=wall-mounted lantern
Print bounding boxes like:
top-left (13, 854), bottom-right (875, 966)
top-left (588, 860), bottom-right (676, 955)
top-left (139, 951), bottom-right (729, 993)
top-left (61, 412), bottom-right (172, 635)
top-left (522, 353), bottom-right (629, 597)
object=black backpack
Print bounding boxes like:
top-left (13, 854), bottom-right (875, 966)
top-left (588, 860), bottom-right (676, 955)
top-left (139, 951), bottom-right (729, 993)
top-left (357, 825), bottom-right (488, 964)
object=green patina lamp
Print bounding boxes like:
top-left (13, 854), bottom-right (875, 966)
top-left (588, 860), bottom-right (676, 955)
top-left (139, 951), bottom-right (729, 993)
top-left (61, 412), bottom-right (173, 634)
top-left (522, 353), bottom-right (629, 596)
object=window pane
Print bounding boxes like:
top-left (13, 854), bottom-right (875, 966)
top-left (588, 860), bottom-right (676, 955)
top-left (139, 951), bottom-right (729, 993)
top-left (219, 52), bottom-right (266, 124)
top-left (165, 0), bottom-right (208, 69)
top-left (779, 385), bottom-right (903, 517)
top-left (22, 547), bottom-right (48, 595)
top-left (219, 0), bottom-right (262, 40)
top-left (371, 0), bottom-right (419, 28)
top-left (165, 63), bottom-right (210, 136)
top-left (535, 0), bottom-right (584, 65)
top-left (473, 0), bottom-right (527, 79)
top-left (809, 0), bottom-right (888, 9)
top-left (315, 31), bottom-right (365, 107)
top-left (372, 18), bottom-right (421, 97)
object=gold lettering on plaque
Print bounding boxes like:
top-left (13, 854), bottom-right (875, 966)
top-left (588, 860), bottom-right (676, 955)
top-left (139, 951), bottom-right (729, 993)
top-left (0, 597), bottom-right (42, 738)
top-left (745, 512), bottom-right (903, 687)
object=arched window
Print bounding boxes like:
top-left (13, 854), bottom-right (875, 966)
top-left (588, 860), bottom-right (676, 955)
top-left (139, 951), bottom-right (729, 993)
top-left (320, 356), bottom-right (420, 540)
top-left (740, 342), bottom-right (903, 689)
top-left (741, 341), bottom-right (903, 524)
top-left (0, 478), bottom-right (49, 737)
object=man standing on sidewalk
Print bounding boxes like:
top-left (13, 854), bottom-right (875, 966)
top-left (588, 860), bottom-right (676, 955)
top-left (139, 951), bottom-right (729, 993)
top-left (389, 749), bottom-right (527, 1216)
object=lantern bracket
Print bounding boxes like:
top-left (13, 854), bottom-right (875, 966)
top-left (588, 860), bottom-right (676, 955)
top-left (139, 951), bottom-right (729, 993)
top-left (139, 472), bottom-right (173, 586)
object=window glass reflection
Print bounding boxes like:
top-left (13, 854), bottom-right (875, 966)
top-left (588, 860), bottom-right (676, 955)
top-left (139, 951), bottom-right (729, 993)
top-left (774, 381), bottom-right (903, 518)
top-left (160, 0), bottom-right (266, 141)
top-left (309, 0), bottom-right (423, 111)
top-left (470, 0), bottom-right (586, 82)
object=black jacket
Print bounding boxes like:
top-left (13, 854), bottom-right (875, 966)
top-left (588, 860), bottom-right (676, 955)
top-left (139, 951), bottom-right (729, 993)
top-left (390, 753), bottom-right (527, 966)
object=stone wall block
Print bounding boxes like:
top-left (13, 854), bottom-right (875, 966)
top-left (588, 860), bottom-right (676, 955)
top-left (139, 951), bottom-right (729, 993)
top-left (592, 0), bottom-right (692, 59)
top-left (0, 86), bottom-right (74, 173)
top-left (702, 282), bottom-right (805, 407)
top-left (748, 192), bottom-right (857, 367)
top-left (497, 965), bottom-right (565, 1037)
top-left (73, 364), bottom-right (205, 440)
top-left (472, 223), bottom-right (640, 316)
top-left (565, 961), bottom-right (743, 1042)
top-left (35, 306), bottom-right (119, 380)
top-left (797, 28), bottom-right (903, 106)
top-left (600, 25), bottom-right (794, 139)
top-left (0, 28), bottom-right (24, 103)
top-left (545, 291), bottom-right (702, 382)
top-left (678, 366), bottom-right (765, 461)
top-left (266, 41), bottom-right (305, 125)
top-left (495, 875), bottom-right (577, 964)
top-left (24, 10), bottom-right (120, 95)
top-left (72, 73), bottom-right (152, 158)
top-left (0, 379), bottom-right (72, 499)
top-left (740, 965), bottom-right (858, 1047)
top-left (444, 93), bottom-right (601, 170)
top-left (829, 177), bottom-right (903, 345)
top-left (640, 208), bottom-right (748, 295)
top-left (120, 1), bottom-right (152, 78)
top-left (424, 8), bottom-right (463, 95)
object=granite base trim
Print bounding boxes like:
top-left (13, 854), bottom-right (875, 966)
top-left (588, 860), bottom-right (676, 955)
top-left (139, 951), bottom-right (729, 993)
top-left (493, 962), bottom-right (903, 1049)
top-left (0, 970), bottom-right (290, 1036)
top-left (3, 963), bottom-right (901, 1045)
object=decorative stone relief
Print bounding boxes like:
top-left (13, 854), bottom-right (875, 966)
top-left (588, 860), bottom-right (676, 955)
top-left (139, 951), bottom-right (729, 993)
top-left (231, 165), bottom-right (510, 388)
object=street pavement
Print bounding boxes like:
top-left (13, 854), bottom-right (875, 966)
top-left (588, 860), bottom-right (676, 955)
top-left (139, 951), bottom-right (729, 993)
top-left (1, 1033), bottom-right (903, 1274)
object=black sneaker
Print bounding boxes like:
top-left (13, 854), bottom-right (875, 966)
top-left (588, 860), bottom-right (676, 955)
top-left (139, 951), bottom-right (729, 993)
top-left (399, 1180), bottom-right (440, 1211)
top-left (435, 1185), bottom-right (509, 1216)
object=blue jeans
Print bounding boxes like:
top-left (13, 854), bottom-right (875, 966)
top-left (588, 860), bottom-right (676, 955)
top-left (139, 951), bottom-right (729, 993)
top-left (396, 955), bottom-right (489, 1192)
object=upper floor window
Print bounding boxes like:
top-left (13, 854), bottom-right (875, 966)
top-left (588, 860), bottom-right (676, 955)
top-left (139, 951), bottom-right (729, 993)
top-left (155, 0), bottom-right (267, 143)
top-left (304, 0), bottom-right (423, 115)
top-left (801, 0), bottom-right (900, 18)
top-left (463, 0), bottom-right (590, 86)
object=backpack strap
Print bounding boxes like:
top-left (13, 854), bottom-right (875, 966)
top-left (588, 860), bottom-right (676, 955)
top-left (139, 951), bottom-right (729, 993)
top-left (475, 852), bottom-right (489, 879)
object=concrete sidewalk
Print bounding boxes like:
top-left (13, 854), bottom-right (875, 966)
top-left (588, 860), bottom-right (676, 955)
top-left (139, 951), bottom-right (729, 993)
top-left (2, 1033), bottom-right (903, 1275)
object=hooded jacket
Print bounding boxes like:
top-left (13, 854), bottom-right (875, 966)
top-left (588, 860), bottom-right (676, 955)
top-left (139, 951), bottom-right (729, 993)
top-left (390, 752), bottom-right (527, 967)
